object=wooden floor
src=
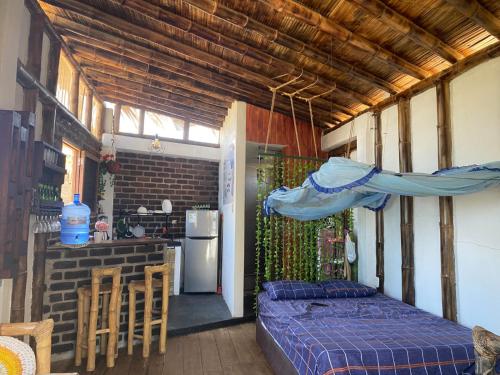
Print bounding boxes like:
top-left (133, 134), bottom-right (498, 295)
top-left (53, 323), bottom-right (274, 375)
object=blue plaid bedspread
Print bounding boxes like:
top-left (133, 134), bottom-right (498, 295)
top-left (258, 293), bottom-right (476, 375)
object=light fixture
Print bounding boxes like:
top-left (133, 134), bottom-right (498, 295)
top-left (149, 134), bottom-right (166, 153)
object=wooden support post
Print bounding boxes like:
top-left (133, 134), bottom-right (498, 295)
top-left (436, 79), bottom-right (457, 321)
top-left (85, 91), bottom-right (93, 131)
top-left (95, 101), bottom-right (104, 139)
top-left (113, 103), bottom-right (121, 134)
top-left (373, 111), bottom-right (384, 293)
top-left (398, 97), bottom-right (415, 306)
top-left (46, 39), bottom-right (61, 95)
top-left (70, 69), bottom-right (80, 115)
top-left (30, 233), bottom-right (49, 323)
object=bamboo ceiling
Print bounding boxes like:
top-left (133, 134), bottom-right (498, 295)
top-left (38, 0), bottom-right (500, 128)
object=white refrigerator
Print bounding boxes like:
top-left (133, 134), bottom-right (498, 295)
top-left (184, 210), bottom-right (219, 293)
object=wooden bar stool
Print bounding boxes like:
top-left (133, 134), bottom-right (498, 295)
top-left (128, 263), bottom-right (170, 358)
top-left (75, 267), bottom-right (122, 371)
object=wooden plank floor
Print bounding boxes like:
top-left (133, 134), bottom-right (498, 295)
top-left (52, 323), bottom-right (274, 375)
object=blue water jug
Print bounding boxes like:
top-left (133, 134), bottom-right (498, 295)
top-left (60, 194), bottom-right (91, 245)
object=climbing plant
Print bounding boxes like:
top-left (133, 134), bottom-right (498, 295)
top-left (255, 153), bottom-right (354, 300)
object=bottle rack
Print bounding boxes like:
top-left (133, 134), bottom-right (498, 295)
top-left (31, 141), bottom-right (66, 215)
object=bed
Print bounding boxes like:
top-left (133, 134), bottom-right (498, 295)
top-left (257, 291), bottom-right (479, 375)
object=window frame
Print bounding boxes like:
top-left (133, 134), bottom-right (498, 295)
top-left (116, 105), bottom-right (220, 147)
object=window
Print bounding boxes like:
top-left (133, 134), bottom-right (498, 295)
top-left (61, 142), bottom-right (80, 204)
top-left (188, 123), bottom-right (220, 144)
top-left (144, 111), bottom-right (184, 139)
top-left (119, 105), bottom-right (141, 134)
top-left (61, 141), bottom-right (98, 210)
top-left (111, 102), bottom-right (220, 146)
top-left (56, 52), bottom-right (73, 109)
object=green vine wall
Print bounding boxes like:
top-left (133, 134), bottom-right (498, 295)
top-left (255, 154), bottom-right (355, 300)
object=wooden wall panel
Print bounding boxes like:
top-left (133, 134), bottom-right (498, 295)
top-left (246, 103), bottom-right (326, 159)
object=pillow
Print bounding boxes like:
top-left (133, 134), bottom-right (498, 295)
top-left (262, 280), bottom-right (326, 300)
top-left (320, 280), bottom-right (377, 298)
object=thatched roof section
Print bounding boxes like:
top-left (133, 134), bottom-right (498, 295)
top-left (39, 0), bottom-right (499, 128)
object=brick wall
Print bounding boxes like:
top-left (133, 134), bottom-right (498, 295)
top-left (43, 242), bottom-right (175, 355)
top-left (113, 152), bottom-right (219, 238)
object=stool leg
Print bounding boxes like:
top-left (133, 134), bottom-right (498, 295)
top-left (87, 284), bottom-right (100, 371)
top-left (75, 289), bottom-right (84, 366)
top-left (82, 292), bottom-right (90, 360)
top-left (127, 288), bottom-right (136, 355)
top-left (101, 293), bottom-right (110, 356)
top-left (106, 285), bottom-right (119, 368)
top-left (159, 279), bottom-right (169, 353)
top-left (115, 288), bottom-right (122, 358)
top-left (143, 288), bottom-right (152, 358)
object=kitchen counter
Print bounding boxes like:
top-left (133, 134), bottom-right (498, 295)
top-left (44, 236), bottom-right (180, 354)
top-left (48, 237), bottom-right (181, 250)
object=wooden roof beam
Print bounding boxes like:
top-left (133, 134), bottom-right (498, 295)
top-left (97, 86), bottom-right (225, 125)
top-left (102, 95), bottom-right (223, 128)
top-left (40, 0), bottom-right (369, 110)
top-left (347, 0), bottom-right (463, 62)
top-left (262, 0), bottom-right (431, 80)
top-left (182, 0), bottom-right (400, 94)
top-left (118, 0), bottom-right (376, 106)
top-left (442, 0), bottom-right (500, 39)
top-left (70, 41), bottom-right (351, 122)
top-left (77, 53), bottom-right (347, 125)
top-left (91, 78), bottom-right (227, 119)
top-left (80, 65), bottom-right (230, 109)
top-left (63, 31), bottom-right (356, 119)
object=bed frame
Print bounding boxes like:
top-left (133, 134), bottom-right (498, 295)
top-left (256, 318), bottom-right (298, 375)
top-left (256, 318), bottom-right (500, 375)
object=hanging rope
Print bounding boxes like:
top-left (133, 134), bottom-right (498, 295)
top-left (288, 94), bottom-right (302, 157)
top-left (264, 72), bottom-right (303, 153)
top-left (297, 88), bottom-right (335, 159)
top-left (264, 88), bottom-right (277, 153)
top-left (307, 100), bottom-right (318, 159)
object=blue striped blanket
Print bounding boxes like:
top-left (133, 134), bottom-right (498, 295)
top-left (258, 293), bottom-right (476, 375)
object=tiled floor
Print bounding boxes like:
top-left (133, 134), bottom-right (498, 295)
top-left (53, 323), bottom-right (273, 375)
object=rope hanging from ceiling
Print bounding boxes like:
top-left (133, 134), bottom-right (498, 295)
top-left (264, 71), bottom-right (335, 158)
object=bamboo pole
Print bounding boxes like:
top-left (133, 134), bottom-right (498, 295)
top-left (0, 319), bottom-right (54, 375)
top-left (325, 42), bottom-right (500, 133)
top-left (83, 67), bottom-right (228, 116)
top-left (398, 97), bottom-right (415, 306)
top-left (373, 111), bottom-right (385, 293)
top-left (40, 0), bottom-right (368, 112)
top-left (442, 0), bottom-right (500, 39)
top-left (262, 0), bottom-right (430, 79)
top-left (436, 79), bottom-right (457, 322)
top-left (347, 0), bottom-right (463, 62)
top-left (52, 18), bottom-right (347, 122)
top-left (182, 0), bottom-right (400, 94)
top-left (69, 68), bottom-right (80, 116)
top-left (117, 0), bottom-right (380, 104)
top-left (85, 90), bottom-right (93, 131)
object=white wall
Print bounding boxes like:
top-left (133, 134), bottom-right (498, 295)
top-left (380, 105), bottom-right (402, 300)
top-left (321, 57), bottom-right (500, 335)
top-left (219, 101), bottom-right (246, 317)
top-left (410, 88), bottom-right (442, 317)
top-left (450, 57), bottom-right (500, 334)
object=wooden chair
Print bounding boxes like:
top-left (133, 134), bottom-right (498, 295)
top-left (75, 267), bottom-right (122, 371)
top-left (0, 319), bottom-right (76, 375)
top-left (128, 263), bottom-right (170, 358)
